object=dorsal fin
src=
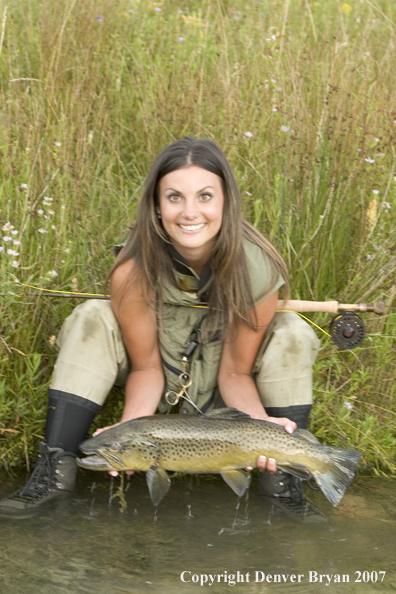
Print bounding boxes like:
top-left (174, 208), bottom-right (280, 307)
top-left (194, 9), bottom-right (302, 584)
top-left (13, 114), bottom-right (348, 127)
top-left (294, 428), bottom-right (321, 444)
top-left (204, 408), bottom-right (252, 420)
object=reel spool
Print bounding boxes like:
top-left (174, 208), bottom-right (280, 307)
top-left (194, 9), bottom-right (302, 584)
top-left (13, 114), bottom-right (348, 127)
top-left (330, 312), bottom-right (365, 350)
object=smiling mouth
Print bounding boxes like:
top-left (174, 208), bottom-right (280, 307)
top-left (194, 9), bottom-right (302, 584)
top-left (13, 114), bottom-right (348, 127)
top-left (178, 223), bottom-right (206, 231)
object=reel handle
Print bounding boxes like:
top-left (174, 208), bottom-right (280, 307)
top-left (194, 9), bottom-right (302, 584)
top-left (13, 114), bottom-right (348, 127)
top-left (277, 300), bottom-right (385, 315)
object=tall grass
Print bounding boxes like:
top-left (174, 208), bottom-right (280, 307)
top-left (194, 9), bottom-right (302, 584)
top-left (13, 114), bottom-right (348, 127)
top-left (0, 0), bottom-right (395, 473)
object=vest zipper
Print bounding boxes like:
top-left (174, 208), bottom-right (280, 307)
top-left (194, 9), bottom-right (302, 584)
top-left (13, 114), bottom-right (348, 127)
top-left (162, 358), bottom-right (183, 376)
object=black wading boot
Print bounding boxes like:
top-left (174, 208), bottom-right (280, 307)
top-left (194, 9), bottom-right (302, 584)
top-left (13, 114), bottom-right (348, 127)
top-left (0, 442), bottom-right (77, 519)
top-left (258, 405), bottom-right (327, 523)
top-left (258, 469), bottom-right (327, 523)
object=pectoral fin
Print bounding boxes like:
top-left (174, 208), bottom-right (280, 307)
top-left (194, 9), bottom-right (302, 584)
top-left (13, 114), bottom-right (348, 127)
top-left (220, 469), bottom-right (252, 497)
top-left (146, 466), bottom-right (171, 506)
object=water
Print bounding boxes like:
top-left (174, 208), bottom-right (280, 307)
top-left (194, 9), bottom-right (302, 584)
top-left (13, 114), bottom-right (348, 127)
top-left (0, 472), bottom-right (395, 594)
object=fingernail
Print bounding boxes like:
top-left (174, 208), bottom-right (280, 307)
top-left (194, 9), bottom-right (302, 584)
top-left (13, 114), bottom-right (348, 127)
top-left (258, 455), bottom-right (266, 464)
top-left (269, 458), bottom-right (276, 464)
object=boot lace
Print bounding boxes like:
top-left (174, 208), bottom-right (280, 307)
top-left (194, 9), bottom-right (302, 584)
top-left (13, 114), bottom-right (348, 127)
top-left (13, 445), bottom-right (58, 502)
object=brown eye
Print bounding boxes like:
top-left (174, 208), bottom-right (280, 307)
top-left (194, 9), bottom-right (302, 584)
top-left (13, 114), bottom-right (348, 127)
top-left (110, 443), bottom-right (120, 451)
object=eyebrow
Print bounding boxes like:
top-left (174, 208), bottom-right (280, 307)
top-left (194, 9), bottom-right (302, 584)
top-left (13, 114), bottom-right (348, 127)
top-left (164, 186), bottom-right (215, 193)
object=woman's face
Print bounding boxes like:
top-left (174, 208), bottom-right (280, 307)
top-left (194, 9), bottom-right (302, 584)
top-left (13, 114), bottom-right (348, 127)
top-left (158, 166), bottom-right (224, 267)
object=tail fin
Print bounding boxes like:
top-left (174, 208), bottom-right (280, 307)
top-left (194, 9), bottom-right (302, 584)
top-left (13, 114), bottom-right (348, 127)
top-left (314, 448), bottom-right (362, 507)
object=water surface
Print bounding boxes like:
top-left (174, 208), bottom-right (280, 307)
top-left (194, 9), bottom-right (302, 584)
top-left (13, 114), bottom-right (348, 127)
top-left (0, 472), bottom-right (395, 593)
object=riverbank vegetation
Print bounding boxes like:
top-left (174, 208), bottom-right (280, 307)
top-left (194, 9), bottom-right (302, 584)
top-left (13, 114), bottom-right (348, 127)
top-left (0, 0), bottom-right (395, 473)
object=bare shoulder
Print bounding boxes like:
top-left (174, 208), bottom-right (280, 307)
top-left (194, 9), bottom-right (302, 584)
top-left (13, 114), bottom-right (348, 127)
top-left (111, 258), bottom-right (138, 291)
top-left (110, 259), bottom-right (151, 318)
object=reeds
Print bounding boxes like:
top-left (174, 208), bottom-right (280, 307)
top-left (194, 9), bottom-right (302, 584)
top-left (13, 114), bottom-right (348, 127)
top-left (0, 0), bottom-right (395, 472)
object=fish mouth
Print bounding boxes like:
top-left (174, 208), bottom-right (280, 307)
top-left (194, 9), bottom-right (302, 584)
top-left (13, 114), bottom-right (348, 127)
top-left (77, 451), bottom-right (126, 469)
top-left (77, 454), bottom-right (112, 470)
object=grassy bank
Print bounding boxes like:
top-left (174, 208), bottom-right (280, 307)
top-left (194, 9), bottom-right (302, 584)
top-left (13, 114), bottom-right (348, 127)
top-left (0, 0), bottom-right (395, 473)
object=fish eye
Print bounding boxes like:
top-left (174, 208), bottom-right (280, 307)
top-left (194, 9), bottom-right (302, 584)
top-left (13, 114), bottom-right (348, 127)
top-left (110, 443), bottom-right (120, 451)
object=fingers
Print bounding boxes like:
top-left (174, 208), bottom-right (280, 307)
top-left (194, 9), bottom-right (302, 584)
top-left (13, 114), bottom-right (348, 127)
top-left (266, 416), bottom-right (297, 434)
top-left (284, 420), bottom-right (297, 434)
top-left (257, 455), bottom-right (277, 473)
top-left (93, 426), bottom-right (109, 437)
top-left (108, 470), bottom-right (134, 477)
top-left (93, 422), bottom-right (122, 437)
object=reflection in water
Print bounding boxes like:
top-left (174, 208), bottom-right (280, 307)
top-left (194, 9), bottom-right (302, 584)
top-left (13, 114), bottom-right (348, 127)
top-left (0, 473), bottom-right (395, 593)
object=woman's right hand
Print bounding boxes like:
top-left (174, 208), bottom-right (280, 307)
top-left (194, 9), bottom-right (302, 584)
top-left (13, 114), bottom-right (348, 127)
top-left (92, 423), bottom-right (134, 477)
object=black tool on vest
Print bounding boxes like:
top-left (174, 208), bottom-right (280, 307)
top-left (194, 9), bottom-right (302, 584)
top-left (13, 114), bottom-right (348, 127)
top-left (330, 312), bottom-right (365, 349)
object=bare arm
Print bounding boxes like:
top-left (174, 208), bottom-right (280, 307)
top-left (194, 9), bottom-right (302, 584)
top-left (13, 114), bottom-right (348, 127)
top-left (111, 258), bottom-right (164, 422)
top-left (218, 290), bottom-right (296, 471)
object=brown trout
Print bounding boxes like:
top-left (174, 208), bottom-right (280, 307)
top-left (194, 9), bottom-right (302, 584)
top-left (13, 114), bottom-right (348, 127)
top-left (77, 408), bottom-right (361, 507)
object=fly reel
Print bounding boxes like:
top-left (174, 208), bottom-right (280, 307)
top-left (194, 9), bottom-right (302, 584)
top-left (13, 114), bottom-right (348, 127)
top-left (330, 312), bottom-right (365, 350)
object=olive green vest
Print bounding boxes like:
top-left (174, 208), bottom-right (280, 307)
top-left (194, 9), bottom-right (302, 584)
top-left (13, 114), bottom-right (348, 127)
top-left (157, 237), bottom-right (284, 414)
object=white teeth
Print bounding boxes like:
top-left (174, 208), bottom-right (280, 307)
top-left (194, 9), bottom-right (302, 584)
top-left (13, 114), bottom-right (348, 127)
top-left (178, 224), bottom-right (205, 231)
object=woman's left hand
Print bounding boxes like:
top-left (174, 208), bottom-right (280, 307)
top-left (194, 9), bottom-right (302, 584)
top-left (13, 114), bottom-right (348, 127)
top-left (245, 416), bottom-right (297, 473)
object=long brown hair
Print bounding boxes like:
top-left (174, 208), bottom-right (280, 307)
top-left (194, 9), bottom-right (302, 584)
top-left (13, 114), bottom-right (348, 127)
top-left (107, 137), bottom-right (289, 339)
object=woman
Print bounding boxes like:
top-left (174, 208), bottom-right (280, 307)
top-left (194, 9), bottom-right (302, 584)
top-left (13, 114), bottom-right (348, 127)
top-left (0, 138), bottom-right (320, 518)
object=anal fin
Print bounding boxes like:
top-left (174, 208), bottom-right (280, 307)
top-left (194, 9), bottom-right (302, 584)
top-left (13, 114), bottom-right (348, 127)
top-left (277, 463), bottom-right (312, 480)
top-left (220, 469), bottom-right (252, 497)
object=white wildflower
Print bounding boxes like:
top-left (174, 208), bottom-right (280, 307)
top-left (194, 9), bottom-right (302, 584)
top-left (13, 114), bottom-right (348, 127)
top-left (244, 131), bottom-right (253, 138)
top-left (38, 228), bottom-right (47, 234)
top-left (51, 225), bottom-right (57, 230)
top-left (272, 107), bottom-right (278, 112)
top-left (374, 137), bottom-right (379, 142)
top-left (37, 209), bottom-right (44, 215)
top-left (48, 335), bottom-right (57, 347)
top-left (2, 222), bottom-right (13, 231)
top-left (13, 240), bottom-right (21, 245)
top-left (20, 183), bottom-right (28, 189)
top-left (372, 190), bottom-right (379, 194)
top-left (11, 261), bottom-right (19, 268)
top-left (365, 157), bottom-right (375, 164)
top-left (245, 191), bottom-right (252, 196)
top-left (281, 125), bottom-right (289, 132)
top-left (7, 249), bottom-right (19, 256)
top-left (54, 141), bottom-right (62, 147)
top-left (344, 402), bottom-right (353, 411)
top-left (48, 270), bottom-right (58, 277)
top-left (48, 209), bottom-right (55, 216)
top-left (0, 246), bottom-right (3, 252)
top-left (11, 230), bottom-right (18, 235)
top-left (3, 236), bottom-right (12, 242)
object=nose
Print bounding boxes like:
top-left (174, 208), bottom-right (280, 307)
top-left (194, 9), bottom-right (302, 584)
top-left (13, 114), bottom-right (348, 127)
top-left (182, 197), bottom-right (198, 219)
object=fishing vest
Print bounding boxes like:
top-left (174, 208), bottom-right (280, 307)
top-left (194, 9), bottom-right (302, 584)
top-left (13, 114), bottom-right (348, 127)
top-left (156, 237), bottom-right (284, 414)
